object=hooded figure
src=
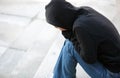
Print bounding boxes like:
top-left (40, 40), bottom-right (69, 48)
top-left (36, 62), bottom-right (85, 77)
top-left (45, 0), bottom-right (78, 30)
top-left (45, 0), bottom-right (120, 76)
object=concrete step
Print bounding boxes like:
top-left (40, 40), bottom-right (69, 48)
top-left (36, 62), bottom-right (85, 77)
top-left (33, 33), bottom-right (90, 78)
top-left (0, 3), bottom-right (41, 18)
top-left (11, 19), bottom-right (58, 50)
top-left (0, 46), bottom-right (8, 57)
top-left (33, 33), bottom-right (65, 78)
top-left (0, 22), bottom-right (24, 47)
top-left (0, 48), bottom-right (25, 78)
top-left (0, 14), bottom-right (31, 26)
top-left (0, 17), bottom-right (59, 78)
top-left (0, 29), bottom-right (59, 78)
top-left (9, 31), bottom-right (59, 78)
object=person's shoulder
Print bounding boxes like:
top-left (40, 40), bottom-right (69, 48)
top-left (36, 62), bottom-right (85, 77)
top-left (73, 6), bottom-right (93, 27)
top-left (73, 15), bottom-right (87, 31)
top-left (79, 6), bottom-right (94, 11)
top-left (77, 6), bottom-right (97, 14)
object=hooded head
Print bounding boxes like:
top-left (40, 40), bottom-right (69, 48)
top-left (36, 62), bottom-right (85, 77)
top-left (45, 0), bottom-right (78, 30)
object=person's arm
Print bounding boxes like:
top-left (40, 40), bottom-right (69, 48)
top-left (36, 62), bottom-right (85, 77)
top-left (74, 27), bottom-right (97, 64)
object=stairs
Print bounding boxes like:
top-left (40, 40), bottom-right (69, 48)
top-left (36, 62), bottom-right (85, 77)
top-left (0, 2), bottom-right (59, 78)
top-left (0, 0), bottom-right (119, 78)
top-left (33, 34), bottom-right (90, 78)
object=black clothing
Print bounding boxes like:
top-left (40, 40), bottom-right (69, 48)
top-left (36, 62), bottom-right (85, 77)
top-left (45, 0), bottom-right (78, 29)
top-left (62, 30), bottom-right (81, 55)
top-left (61, 6), bottom-right (120, 73)
top-left (62, 30), bottom-right (73, 39)
top-left (45, 0), bottom-right (120, 73)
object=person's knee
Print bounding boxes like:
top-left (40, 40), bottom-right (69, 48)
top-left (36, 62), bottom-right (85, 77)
top-left (64, 40), bottom-right (74, 53)
top-left (63, 40), bottom-right (76, 62)
top-left (62, 51), bottom-right (77, 74)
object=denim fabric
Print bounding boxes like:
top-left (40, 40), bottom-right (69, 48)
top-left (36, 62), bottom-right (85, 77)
top-left (53, 40), bottom-right (120, 78)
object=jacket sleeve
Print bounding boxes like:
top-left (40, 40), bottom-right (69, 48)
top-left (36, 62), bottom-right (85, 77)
top-left (74, 27), bottom-right (97, 64)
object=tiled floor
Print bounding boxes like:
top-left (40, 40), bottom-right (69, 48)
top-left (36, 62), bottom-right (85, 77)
top-left (0, 0), bottom-right (119, 78)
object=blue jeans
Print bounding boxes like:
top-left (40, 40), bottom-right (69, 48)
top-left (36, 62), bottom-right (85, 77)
top-left (53, 40), bottom-right (120, 78)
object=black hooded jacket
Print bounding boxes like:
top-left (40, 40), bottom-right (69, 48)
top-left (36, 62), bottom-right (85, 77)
top-left (45, 0), bottom-right (120, 73)
top-left (63, 7), bottom-right (120, 73)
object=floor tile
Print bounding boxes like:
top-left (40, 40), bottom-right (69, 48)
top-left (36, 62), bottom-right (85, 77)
top-left (0, 14), bottom-right (31, 26)
top-left (0, 48), bottom-right (25, 77)
top-left (0, 46), bottom-right (7, 57)
top-left (0, 22), bottom-right (24, 46)
top-left (11, 19), bottom-right (59, 50)
top-left (0, 3), bottom-right (41, 18)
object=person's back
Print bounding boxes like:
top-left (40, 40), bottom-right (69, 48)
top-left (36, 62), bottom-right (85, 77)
top-left (73, 6), bottom-right (120, 73)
